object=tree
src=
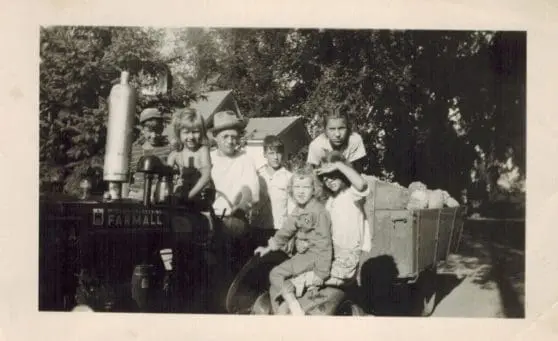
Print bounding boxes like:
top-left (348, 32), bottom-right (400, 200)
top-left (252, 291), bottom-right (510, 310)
top-left (42, 27), bottom-right (525, 200)
top-left (40, 26), bottom-right (197, 194)
top-left (175, 28), bottom-right (525, 200)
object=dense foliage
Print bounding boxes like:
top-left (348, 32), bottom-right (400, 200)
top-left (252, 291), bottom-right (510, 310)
top-left (40, 26), bottom-right (196, 194)
top-left (170, 28), bottom-right (525, 199)
top-left (40, 27), bottom-right (525, 200)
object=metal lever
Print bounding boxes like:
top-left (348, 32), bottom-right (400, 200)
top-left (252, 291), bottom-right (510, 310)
top-left (392, 217), bottom-right (408, 228)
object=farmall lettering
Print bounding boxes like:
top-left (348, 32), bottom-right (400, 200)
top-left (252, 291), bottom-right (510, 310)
top-left (105, 208), bottom-right (163, 228)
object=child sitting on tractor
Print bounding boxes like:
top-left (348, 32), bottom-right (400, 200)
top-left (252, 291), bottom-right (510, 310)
top-left (166, 108), bottom-right (214, 208)
top-left (254, 165), bottom-right (333, 315)
top-left (290, 151), bottom-right (372, 291)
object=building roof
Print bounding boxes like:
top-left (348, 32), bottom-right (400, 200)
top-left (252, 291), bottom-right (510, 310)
top-left (190, 90), bottom-right (235, 121)
top-left (244, 116), bottom-right (304, 141)
top-left (163, 89), bottom-right (236, 138)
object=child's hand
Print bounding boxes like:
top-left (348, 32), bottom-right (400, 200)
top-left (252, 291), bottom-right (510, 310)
top-left (230, 204), bottom-right (243, 215)
top-left (308, 272), bottom-right (324, 287)
top-left (316, 162), bottom-right (339, 176)
top-left (231, 198), bottom-right (251, 215)
top-left (295, 239), bottom-right (310, 253)
top-left (307, 285), bottom-right (320, 298)
top-left (299, 271), bottom-right (325, 287)
top-left (254, 246), bottom-right (270, 257)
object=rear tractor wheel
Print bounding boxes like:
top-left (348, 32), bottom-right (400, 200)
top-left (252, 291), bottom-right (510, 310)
top-left (335, 299), bottom-right (366, 316)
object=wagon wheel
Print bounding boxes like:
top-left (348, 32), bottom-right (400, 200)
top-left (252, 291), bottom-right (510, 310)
top-left (335, 299), bottom-right (366, 316)
top-left (225, 252), bottom-right (289, 314)
top-left (250, 292), bottom-right (272, 315)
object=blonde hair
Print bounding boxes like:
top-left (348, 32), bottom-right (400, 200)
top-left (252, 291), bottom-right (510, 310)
top-left (172, 108), bottom-right (207, 151)
top-left (287, 164), bottom-right (324, 201)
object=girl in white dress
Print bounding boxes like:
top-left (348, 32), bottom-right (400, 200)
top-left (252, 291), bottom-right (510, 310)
top-left (316, 151), bottom-right (372, 286)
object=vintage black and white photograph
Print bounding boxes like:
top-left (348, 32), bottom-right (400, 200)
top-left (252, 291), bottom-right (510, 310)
top-left (39, 26), bottom-right (526, 317)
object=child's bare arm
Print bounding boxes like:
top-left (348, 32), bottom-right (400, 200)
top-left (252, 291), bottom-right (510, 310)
top-left (166, 151), bottom-right (176, 167)
top-left (351, 156), bottom-right (367, 174)
top-left (188, 165), bottom-right (211, 199)
top-left (334, 161), bottom-right (368, 192)
top-left (187, 146), bottom-right (212, 199)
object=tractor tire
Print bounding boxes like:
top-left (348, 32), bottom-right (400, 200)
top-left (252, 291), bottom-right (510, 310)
top-left (335, 299), bottom-right (366, 316)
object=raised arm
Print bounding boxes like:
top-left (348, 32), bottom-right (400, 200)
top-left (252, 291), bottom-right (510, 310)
top-left (318, 161), bottom-right (368, 192)
top-left (351, 156), bottom-right (367, 175)
top-left (337, 161), bottom-right (367, 191)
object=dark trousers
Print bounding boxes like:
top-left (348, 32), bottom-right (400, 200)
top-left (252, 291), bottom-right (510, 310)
top-left (211, 212), bottom-right (278, 313)
top-left (210, 212), bottom-right (252, 313)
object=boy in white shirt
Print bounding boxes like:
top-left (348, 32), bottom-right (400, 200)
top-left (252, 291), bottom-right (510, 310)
top-left (253, 136), bottom-right (295, 230)
top-left (251, 136), bottom-right (296, 249)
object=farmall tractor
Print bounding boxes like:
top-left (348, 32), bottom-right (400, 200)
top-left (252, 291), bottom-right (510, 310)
top-left (39, 71), bottom-right (467, 316)
top-left (39, 71), bottom-right (223, 313)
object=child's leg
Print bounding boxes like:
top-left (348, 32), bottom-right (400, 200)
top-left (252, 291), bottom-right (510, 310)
top-left (268, 254), bottom-right (315, 314)
top-left (269, 261), bottom-right (295, 314)
top-left (282, 291), bottom-right (305, 315)
top-left (324, 277), bottom-right (347, 287)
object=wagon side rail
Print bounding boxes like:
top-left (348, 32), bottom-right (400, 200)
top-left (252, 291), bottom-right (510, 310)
top-left (413, 206), bottom-right (466, 276)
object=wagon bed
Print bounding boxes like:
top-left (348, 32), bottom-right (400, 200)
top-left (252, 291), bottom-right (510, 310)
top-left (361, 177), bottom-right (465, 281)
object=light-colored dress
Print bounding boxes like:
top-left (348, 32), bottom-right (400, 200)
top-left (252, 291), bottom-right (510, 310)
top-left (325, 185), bottom-right (371, 281)
top-left (169, 145), bottom-right (212, 197)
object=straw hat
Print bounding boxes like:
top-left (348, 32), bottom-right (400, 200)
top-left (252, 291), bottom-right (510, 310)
top-left (208, 110), bottom-right (247, 137)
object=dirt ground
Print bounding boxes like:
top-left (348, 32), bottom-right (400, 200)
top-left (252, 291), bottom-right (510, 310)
top-left (431, 219), bottom-right (525, 318)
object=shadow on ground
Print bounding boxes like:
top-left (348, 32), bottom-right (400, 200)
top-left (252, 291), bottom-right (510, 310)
top-left (357, 218), bottom-right (525, 318)
top-left (358, 255), bottom-right (464, 316)
top-left (437, 219), bottom-right (525, 318)
top-left (464, 219), bottom-right (525, 318)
